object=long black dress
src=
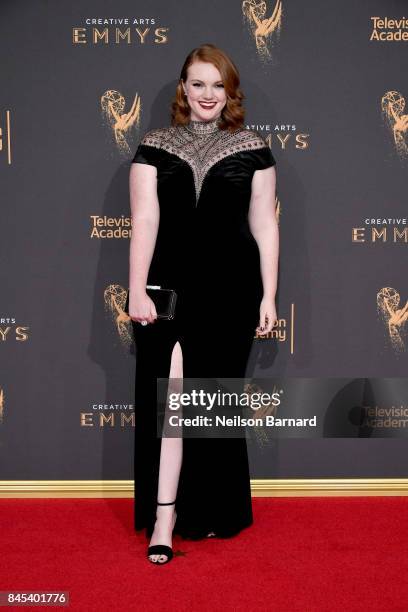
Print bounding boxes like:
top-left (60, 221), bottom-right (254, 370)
top-left (131, 116), bottom-right (276, 540)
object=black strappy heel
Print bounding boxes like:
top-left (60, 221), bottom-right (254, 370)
top-left (147, 500), bottom-right (177, 565)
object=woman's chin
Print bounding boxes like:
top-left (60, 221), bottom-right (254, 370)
top-left (191, 107), bottom-right (220, 122)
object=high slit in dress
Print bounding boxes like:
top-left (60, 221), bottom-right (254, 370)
top-left (131, 117), bottom-right (276, 540)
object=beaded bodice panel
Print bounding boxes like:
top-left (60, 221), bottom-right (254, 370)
top-left (138, 117), bottom-right (270, 205)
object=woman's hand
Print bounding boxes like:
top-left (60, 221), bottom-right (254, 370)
top-left (255, 295), bottom-right (277, 335)
top-left (129, 290), bottom-right (157, 325)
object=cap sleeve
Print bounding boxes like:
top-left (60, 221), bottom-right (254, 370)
top-left (132, 144), bottom-right (162, 168)
top-left (242, 130), bottom-right (276, 171)
top-left (250, 145), bottom-right (276, 170)
top-left (131, 128), bottom-right (163, 168)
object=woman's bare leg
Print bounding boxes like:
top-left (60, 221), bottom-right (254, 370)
top-left (148, 341), bottom-right (183, 562)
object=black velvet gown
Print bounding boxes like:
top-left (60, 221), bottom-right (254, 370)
top-left (131, 116), bottom-right (276, 540)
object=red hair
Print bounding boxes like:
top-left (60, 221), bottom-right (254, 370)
top-left (170, 43), bottom-right (245, 132)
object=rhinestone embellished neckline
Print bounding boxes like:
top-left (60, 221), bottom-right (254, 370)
top-left (138, 123), bottom-right (270, 206)
top-left (184, 116), bottom-right (221, 135)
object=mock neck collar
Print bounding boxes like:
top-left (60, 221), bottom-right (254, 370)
top-left (184, 116), bottom-right (222, 135)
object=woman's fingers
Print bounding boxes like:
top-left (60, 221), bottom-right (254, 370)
top-left (256, 310), bottom-right (276, 335)
top-left (264, 314), bottom-right (275, 333)
top-left (256, 310), bottom-right (268, 334)
top-left (131, 297), bottom-right (158, 324)
top-left (150, 302), bottom-right (158, 323)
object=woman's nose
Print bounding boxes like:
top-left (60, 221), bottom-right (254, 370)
top-left (203, 87), bottom-right (214, 99)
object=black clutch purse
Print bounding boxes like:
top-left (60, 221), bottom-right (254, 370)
top-left (124, 285), bottom-right (177, 320)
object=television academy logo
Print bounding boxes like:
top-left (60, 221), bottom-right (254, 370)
top-left (242, 380), bottom-right (282, 447)
top-left (104, 284), bottom-right (132, 347)
top-left (359, 404), bottom-right (408, 431)
top-left (90, 215), bottom-right (132, 239)
top-left (254, 314), bottom-right (287, 341)
top-left (370, 17), bottom-right (408, 41)
top-left (242, 0), bottom-right (282, 62)
top-left (101, 90), bottom-right (141, 155)
top-left (377, 287), bottom-right (408, 353)
top-left (381, 91), bottom-right (408, 159)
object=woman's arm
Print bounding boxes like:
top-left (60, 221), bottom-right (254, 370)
top-left (128, 162), bottom-right (160, 324)
top-left (248, 165), bottom-right (279, 334)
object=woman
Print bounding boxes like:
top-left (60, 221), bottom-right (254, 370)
top-left (128, 43), bottom-right (278, 564)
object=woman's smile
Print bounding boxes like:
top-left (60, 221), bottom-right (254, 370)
top-left (198, 101), bottom-right (217, 109)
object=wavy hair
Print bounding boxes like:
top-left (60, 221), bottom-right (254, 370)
top-left (170, 43), bottom-right (245, 132)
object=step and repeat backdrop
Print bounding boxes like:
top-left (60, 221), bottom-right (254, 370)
top-left (1, 0), bottom-right (407, 481)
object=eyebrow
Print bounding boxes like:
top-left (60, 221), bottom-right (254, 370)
top-left (191, 79), bottom-right (223, 83)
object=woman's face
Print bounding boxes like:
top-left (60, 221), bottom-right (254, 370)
top-left (182, 60), bottom-right (227, 122)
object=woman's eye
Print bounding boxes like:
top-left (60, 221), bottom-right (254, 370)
top-left (192, 83), bottom-right (224, 88)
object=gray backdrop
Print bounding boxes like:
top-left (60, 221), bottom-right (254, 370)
top-left (1, 0), bottom-right (407, 480)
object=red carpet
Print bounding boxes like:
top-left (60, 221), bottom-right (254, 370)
top-left (0, 497), bottom-right (407, 611)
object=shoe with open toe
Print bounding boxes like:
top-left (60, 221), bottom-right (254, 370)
top-left (147, 500), bottom-right (177, 565)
